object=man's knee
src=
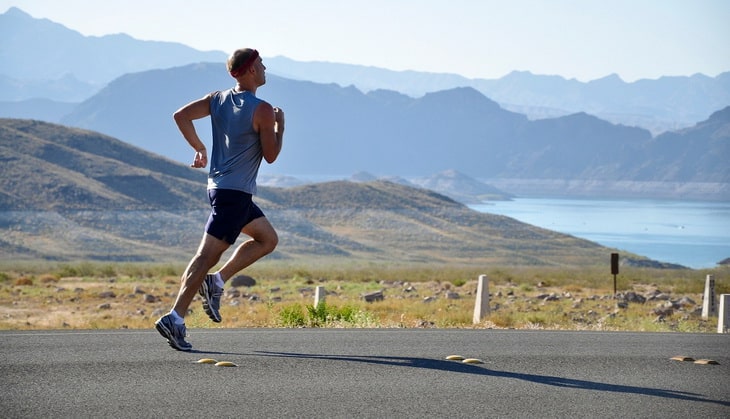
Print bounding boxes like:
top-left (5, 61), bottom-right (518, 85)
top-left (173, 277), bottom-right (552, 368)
top-left (197, 234), bottom-right (230, 263)
top-left (261, 230), bottom-right (278, 254)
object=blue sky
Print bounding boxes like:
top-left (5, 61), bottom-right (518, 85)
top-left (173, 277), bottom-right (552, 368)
top-left (2, 0), bottom-right (728, 82)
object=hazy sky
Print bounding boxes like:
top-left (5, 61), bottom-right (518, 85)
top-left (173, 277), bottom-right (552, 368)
top-left (2, 0), bottom-right (728, 82)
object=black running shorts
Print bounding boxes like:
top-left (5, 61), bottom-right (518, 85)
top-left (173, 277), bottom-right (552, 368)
top-left (205, 189), bottom-right (265, 244)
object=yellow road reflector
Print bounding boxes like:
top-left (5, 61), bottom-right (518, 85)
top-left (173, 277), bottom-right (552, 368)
top-left (196, 358), bottom-right (218, 364)
top-left (694, 359), bottom-right (720, 365)
top-left (215, 361), bottom-right (238, 367)
top-left (670, 356), bottom-right (695, 362)
top-left (462, 358), bottom-right (485, 364)
top-left (446, 355), bottom-right (465, 361)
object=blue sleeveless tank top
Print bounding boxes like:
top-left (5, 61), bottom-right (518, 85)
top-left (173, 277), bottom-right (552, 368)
top-left (207, 89), bottom-right (264, 194)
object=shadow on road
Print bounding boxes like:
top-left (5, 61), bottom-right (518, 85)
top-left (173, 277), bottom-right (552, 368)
top-left (255, 351), bottom-right (729, 407)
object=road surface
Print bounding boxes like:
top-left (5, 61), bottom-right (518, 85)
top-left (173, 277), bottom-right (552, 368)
top-left (1, 329), bottom-right (728, 418)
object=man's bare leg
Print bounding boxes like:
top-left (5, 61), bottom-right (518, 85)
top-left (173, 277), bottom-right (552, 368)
top-left (216, 217), bottom-right (278, 282)
top-left (172, 232), bottom-right (230, 317)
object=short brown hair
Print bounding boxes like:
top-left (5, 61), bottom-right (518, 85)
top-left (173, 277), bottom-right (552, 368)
top-left (227, 48), bottom-right (259, 76)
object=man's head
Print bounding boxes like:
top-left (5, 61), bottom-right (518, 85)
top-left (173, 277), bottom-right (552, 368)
top-left (228, 48), bottom-right (260, 78)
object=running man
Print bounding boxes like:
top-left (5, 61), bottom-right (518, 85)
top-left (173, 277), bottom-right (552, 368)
top-left (155, 48), bottom-right (285, 351)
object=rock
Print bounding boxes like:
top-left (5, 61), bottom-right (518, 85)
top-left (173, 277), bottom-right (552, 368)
top-left (620, 291), bottom-right (646, 304)
top-left (645, 290), bottom-right (671, 301)
top-left (676, 296), bottom-right (696, 307)
top-left (98, 291), bottom-right (116, 298)
top-left (143, 294), bottom-right (158, 303)
top-left (652, 302), bottom-right (674, 316)
top-left (230, 275), bottom-right (256, 287)
top-left (362, 290), bottom-right (384, 303)
top-left (133, 285), bottom-right (146, 294)
top-left (445, 291), bottom-right (460, 299)
top-left (225, 288), bottom-right (241, 298)
top-left (97, 303), bottom-right (111, 310)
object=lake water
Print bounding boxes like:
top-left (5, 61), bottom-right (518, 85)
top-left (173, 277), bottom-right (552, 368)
top-left (469, 199), bottom-right (730, 269)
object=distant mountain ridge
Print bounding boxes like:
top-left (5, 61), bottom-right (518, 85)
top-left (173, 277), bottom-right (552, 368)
top-left (0, 7), bottom-right (226, 100)
top-left (1, 7), bottom-right (728, 135)
top-left (264, 58), bottom-right (730, 134)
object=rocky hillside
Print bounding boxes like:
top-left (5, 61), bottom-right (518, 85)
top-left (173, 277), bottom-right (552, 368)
top-left (0, 119), bottom-right (632, 266)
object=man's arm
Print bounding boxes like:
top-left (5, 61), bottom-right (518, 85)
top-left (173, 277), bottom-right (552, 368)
top-left (173, 93), bottom-right (213, 168)
top-left (254, 101), bottom-right (285, 164)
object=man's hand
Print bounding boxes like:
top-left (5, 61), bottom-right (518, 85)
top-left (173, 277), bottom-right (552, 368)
top-left (191, 148), bottom-right (207, 168)
top-left (274, 107), bottom-right (285, 131)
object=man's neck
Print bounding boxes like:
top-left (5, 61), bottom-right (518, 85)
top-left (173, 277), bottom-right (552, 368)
top-left (234, 82), bottom-right (257, 94)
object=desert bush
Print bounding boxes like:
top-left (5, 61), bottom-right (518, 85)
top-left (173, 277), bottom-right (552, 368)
top-left (451, 279), bottom-right (467, 287)
top-left (14, 277), bottom-right (33, 286)
top-left (277, 302), bottom-right (374, 328)
top-left (38, 274), bottom-right (59, 283)
top-left (278, 304), bottom-right (306, 327)
top-left (486, 312), bottom-right (516, 328)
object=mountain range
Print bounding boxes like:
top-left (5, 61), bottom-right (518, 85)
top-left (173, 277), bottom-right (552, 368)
top-left (1, 118), bottom-right (645, 267)
top-left (2, 6), bottom-right (729, 134)
top-left (1, 6), bottom-right (728, 202)
top-left (264, 56), bottom-right (730, 135)
top-left (55, 66), bottom-right (730, 200)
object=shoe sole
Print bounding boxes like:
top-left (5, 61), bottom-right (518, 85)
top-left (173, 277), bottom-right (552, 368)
top-left (155, 320), bottom-right (192, 352)
top-left (199, 281), bottom-right (222, 323)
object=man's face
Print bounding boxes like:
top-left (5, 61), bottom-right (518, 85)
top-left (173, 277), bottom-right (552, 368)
top-left (254, 58), bottom-right (266, 85)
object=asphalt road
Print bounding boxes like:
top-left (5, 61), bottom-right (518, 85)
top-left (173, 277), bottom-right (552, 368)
top-left (1, 329), bottom-right (728, 418)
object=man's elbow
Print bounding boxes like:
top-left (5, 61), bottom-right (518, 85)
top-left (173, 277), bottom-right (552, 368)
top-left (263, 153), bottom-right (279, 164)
top-left (172, 109), bottom-right (185, 123)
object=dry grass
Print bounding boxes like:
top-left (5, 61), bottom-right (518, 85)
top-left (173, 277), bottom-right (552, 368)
top-left (0, 262), bottom-right (727, 332)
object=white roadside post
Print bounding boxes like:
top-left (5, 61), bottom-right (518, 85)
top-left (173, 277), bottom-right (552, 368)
top-left (718, 294), bottom-right (730, 334)
top-left (473, 274), bottom-right (490, 324)
top-left (314, 286), bottom-right (326, 308)
top-left (702, 274), bottom-right (717, 319)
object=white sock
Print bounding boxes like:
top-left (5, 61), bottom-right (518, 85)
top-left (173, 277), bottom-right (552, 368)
top-left (169, 310), bottom-right (185, 325)
top-left (213, 272), bottom-right (224, 288)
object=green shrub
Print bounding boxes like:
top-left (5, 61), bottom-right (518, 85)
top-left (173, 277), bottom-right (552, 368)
top-left (451, 279), bottom-right (467, 287)
top-left (278, 304), bottom-right (306, 327)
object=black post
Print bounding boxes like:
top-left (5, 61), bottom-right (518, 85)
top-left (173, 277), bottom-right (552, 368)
top-left (611, 253), bottom-right (619, 297)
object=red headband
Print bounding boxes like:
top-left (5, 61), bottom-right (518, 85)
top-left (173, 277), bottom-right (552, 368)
top-left (230, 49), bottom-right (260, 77)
